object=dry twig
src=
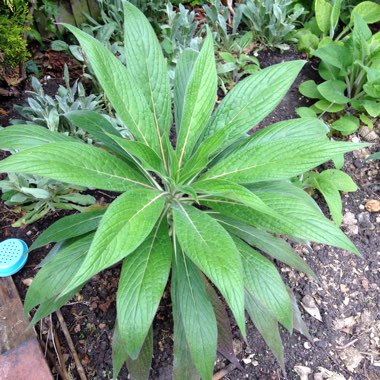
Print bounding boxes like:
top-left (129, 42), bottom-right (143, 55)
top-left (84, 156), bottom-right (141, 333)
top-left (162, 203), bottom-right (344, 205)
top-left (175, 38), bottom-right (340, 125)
top-left (56, 309), bottom-right (87, 380)
top-left (213, 363), bottom-right (236, 380)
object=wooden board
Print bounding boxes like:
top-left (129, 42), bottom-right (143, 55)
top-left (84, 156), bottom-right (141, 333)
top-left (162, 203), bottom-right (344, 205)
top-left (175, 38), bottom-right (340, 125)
top-left (0, 277), bottom-right (35, 354)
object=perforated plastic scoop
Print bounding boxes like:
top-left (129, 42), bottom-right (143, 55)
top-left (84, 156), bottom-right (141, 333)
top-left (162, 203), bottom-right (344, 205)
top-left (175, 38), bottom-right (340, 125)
top-left (0, 239), bottom-right (28, 277)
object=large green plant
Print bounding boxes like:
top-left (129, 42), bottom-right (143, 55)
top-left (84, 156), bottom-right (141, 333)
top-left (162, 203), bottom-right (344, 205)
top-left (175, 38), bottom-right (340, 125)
top-left (0, 3), bottom-right (366, 379)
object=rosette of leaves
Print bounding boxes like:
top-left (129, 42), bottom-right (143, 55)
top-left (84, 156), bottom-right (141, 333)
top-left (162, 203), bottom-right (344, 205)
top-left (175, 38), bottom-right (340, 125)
top-left (0, 172), bottom-right (95, 227)
top-left (0, 3), bottom-right (366, 379)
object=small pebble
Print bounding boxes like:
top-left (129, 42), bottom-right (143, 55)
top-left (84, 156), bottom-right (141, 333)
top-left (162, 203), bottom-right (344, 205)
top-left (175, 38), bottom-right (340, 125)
top-left (357, 212), bottom-right (374, 230)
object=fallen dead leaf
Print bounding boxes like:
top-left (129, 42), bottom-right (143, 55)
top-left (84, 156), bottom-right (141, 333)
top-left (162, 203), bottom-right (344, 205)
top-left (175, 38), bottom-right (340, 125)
top-left (333, 316), bottom-right (356, 333)
top-left (317, 367), bottom-right (346, 380)
top-left (339, 346), bottom-right (363, 372)
top-left (294, 365), bottom-right (312, 380)
top-left (361, 278), bottom-right (369, 291)
top-left (22, 278), bottom-right (33, 286)
top-left (365, 200), bottom-right (380, 212)
top-left (301, 295), bottom-right (322, 322)
top-left (98, 300), bottom-right (112, 313)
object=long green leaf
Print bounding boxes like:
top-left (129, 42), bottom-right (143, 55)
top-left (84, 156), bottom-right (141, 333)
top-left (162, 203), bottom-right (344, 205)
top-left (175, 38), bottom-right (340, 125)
top-left (61, 189), bottom-right (166, 295)
top-left (288, 289), bottom-right (312, 341)
top-left (235, 239), bottom-right (293, 331)
top-left (193, 179), bottom-right (277, 217)
top-left (171, 265), bottom-right (200, 380)
top-left (172, 204), bottom-right (246, 336)
top-left (174, 48), bottom-right (199, 132)
top-left (64, 110), bottom-right (125, 156)
top-left (243, 117), bottom-right (328, 146)
top-left (113, 321), bottom-right (153, 380)
top-left (30, 208), bottom-right (106, 251)
top-left (180, 118), bottom-right (330, 183)
top-left (204, 280), bottom-right (242, 370)
top-left (107, 134), bottom-right (165, 175)
top-left (176, 33), bottom-right (217, 168)
top-left (63, 24), bottom-right (160, 151)
top-left (201, 61), bottom-right (305, 152)
top-left (202, 140), bottom-right (366, 183)
top-left (204, 181), bottom-right (359, 254)
top-left (123, 2), bottom-right (171, 135)
top-left (172, 250), bottom-right (217, 380)
top-left (245, 292), bottom-right (284, 370)
top-left (216, 215), bottom-right (315, 277)
top-left (125, 327), bottom-right (153, 380)
top-left (0, 142), bottom-right (151, 191)
top-left (116, 221), bottom-right (172, 359)
top-left (0, 124), bottom-right (75, 151)
top-left (30, 287), bottom-right (81, 325)
top-left (25, 233), bottom-right (93, 314)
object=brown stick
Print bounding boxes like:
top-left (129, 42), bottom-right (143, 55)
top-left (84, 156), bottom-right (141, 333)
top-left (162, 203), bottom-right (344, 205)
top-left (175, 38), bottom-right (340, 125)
top-left (39, 337), bottom-right (67, 380)
top-left (213, 363), bottom-right (236, 380)
top-left (56, 310), bottom-right (87, 380)
top-left (54, 331), bottom-right (71, 380)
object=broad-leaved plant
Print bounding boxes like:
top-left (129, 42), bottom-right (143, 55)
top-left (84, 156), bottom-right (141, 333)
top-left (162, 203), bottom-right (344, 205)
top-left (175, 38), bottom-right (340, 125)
top-left (0, 3), bottom-right (366, 379)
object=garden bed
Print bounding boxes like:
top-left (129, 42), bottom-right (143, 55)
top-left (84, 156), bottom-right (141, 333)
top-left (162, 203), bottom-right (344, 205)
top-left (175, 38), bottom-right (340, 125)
top-left (0, 44), bottom-right (379, 379)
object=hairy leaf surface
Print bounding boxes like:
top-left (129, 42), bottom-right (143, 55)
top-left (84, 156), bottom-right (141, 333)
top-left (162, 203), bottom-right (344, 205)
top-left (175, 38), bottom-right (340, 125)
top-left (61, 189), bottom-right (166, 295)
top-left (64, 24), bottom-right (160, 151)
top-left (203, 140), bottom-right (366, 183)
top-left (0, 124), bottom-right (75, 151)
top-left (30, 208), bottom-right (106, 251)
top-left (117, 221), bottom-right (172, 359)
top-left (123, 2), bottom-right (171, 135)
top-left (236, 239), bottom-right (293, 331)
top-left (176, 33), bottom-right (217, 168)
top-left (172, 251), bottom-right (217, 380)
top-left (0, 142), bottom-right (151, 191)
top-left (172, 204), bottom-right (246, 336)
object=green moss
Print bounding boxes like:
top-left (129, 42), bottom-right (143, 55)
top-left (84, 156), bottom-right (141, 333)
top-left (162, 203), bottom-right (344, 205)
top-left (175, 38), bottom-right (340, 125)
top-left (0, 0), bottom-right (30, 67)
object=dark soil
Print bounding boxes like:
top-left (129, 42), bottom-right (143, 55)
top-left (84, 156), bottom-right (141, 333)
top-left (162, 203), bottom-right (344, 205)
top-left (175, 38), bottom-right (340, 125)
top-left (1, 48), bottom-right (379, 380)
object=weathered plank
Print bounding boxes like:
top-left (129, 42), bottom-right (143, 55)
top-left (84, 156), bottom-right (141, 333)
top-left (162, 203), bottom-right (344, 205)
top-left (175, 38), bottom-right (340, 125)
top-left (0, 277), bottom-right (52, 379)
top-left (0, 338), bottom-right (53, 380)
top-left (0, 277), bottom-right (34, 354)
top-left (87, 0), bottom-right (101, 20)
top-left (70, 0), bottom-right (91, 27)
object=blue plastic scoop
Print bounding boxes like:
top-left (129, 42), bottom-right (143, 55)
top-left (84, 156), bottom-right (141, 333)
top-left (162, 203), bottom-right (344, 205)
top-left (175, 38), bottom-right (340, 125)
top-left (0, 239), bottom-right (28, 277)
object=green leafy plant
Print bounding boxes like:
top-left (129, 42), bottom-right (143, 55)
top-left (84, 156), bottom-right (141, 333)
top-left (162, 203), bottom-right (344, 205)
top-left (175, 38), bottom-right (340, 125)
top-left (301, 169), bottom-right (358, 225)
top-left (298, 11), bottom-right (380, 132)
top-left (0, 3), bottom-right (366, 378)
top-left (13, 65), bottom-right (102, 135)
top-left (217, 33), bottom-right (260, 92)
top-left (238, 0), bottom-right (305, 49)
top-left (0, 172), bottom-right (95, 227)
top-left (296, 0), bottom-right (380, 55)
